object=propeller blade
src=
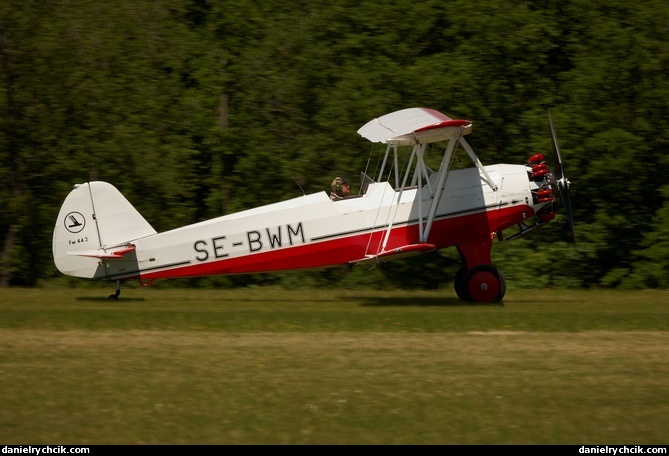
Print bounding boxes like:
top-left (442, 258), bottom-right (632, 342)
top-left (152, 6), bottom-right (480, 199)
top-left (558, 178), bottom-right (576, 241)
top-left (548, 109), bottom-right (564, 180)
top-left (548, 109), bottom-right (576, 242)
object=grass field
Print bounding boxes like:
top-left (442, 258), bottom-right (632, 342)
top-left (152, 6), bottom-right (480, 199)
top-left (1, 286), bottom-right (668, 444)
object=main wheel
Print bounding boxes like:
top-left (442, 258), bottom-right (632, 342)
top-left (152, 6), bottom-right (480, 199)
top-left (464, 265), bottom-right (506, 303)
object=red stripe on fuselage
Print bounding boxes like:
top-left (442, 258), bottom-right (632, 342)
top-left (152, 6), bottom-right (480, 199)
top-left (138, 204), bottom-right (533, 280)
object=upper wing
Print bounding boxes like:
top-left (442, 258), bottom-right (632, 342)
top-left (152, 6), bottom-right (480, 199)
top-left (357, 107), bottom-right (472, 145)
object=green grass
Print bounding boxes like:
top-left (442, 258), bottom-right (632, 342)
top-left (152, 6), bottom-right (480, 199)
top-left (1, 286), bottom-right (668, 444)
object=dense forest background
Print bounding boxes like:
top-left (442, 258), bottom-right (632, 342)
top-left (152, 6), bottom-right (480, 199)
top-left (1, 0), bottom-right (668, 290)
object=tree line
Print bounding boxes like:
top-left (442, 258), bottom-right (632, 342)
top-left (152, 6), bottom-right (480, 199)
top-left (1, 0), bottom-right (668, 290)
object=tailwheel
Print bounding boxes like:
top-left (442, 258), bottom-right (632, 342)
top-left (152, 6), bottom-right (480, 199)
top-left (108, 280), bottom-right (121, 301)
top-left (463, 265), bottom-right (506, 303)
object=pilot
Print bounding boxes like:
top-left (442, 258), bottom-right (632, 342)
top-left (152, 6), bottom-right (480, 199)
top-left (330, 177), bottom-right (350, 201)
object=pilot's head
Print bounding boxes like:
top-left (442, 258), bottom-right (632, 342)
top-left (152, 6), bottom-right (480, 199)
top-left (331, 177), bottom-right (349, 196)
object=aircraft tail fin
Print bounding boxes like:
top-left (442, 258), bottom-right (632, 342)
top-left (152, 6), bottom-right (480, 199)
top-left (52, 182), bottom-right (157, 279)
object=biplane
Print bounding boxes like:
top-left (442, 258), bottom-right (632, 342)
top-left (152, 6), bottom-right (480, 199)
top-left (53, 107), bottom-right (574, 302)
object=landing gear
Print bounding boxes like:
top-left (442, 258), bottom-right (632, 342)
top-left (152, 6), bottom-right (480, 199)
top-left (463, 265), bottom-right (506, 303)
top-left (453, 241), bottom-right (507, 303)
top-left (453, 240), bottom-right (506, 303)
top-left (454, 264), bottom-right (506, 303)
top-left (108, 280), bottom-right (121, 301)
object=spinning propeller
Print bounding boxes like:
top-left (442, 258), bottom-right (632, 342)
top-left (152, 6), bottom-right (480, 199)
top-left (548, 109), bottom-right (576, 242)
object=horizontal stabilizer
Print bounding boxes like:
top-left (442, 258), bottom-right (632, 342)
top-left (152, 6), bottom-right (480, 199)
top-left (68, 245), bottom-right (136, 259)
top-left (351, 243), bottom-right (437, 265)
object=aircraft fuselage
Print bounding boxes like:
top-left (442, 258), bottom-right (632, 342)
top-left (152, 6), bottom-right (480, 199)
top-left (99, 164), bottom-right (537, 281)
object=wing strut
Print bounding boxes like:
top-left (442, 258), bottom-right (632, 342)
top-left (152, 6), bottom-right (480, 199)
top-left (422, 137), bottom-right (458, 242)
top-left (357, 108), bottom-right (496, 260)
top-left (380, 135), bottom-right (460, 249)
top-left (460, 138), bottom-right (498, 191)
top-left (379, 146), bottom-right (412, 253)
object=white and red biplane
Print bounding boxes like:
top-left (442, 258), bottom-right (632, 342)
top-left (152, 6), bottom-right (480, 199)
top-left (53, 107), bottom-right (573, 302)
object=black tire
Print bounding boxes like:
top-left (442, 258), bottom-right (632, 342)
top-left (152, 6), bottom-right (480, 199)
top-left (454, 266), bottom-right (470, 301)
